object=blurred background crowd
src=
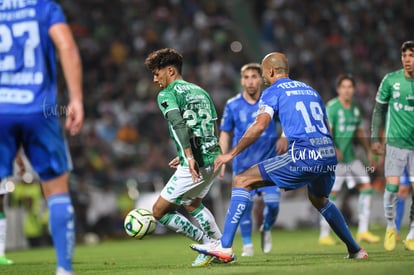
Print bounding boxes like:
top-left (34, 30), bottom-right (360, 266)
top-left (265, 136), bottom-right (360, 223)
top-left (6, 0), bottom-right (414, 247)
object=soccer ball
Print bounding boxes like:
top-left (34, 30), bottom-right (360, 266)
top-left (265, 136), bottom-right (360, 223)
top-left (124, 208), bottom-right (156, 239)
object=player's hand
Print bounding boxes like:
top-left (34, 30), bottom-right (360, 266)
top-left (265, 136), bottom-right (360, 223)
top-left (217, 163), bottom-right (226, 180)
top-left (168, 157), bottom-right (180, 169)
top-left (276, 136), bottom-right (288, 154)
top-left (214, 153), bottom-right (233, 173)
top-left (65, 99), bottom-right (84, 136)
top-left (371, 142), bottom-right (384, 155)
top-left (188, 159), bottom-right (201, 183)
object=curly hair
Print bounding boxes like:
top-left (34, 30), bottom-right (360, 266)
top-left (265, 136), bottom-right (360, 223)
top-left (144, 48), bottom-right (183, 74)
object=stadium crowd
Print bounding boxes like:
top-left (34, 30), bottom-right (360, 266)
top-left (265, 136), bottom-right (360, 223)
top-left (8, 0), bottom-right (414, 242)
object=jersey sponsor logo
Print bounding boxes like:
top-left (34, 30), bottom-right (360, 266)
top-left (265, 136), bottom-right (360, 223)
top-left (174, 83), bottom-right (201, 94)
top-left (231, 203), bottom-right (246, 224)
top-left (161, 101), bottom-right (168, 109)
top-left (308, 137), bottom-right (333, 146)
top-left (393, 102), bottom-right (403, 111)
top-left (0, 7), bottom-right (35, 20)
top-left (392, 82), bottom-right (400, 91)
top-left (0, 0), bottom-right (36, 10)
top-left (407, 95), bottom-right (414, 106)
top-left (185, 93), bottom-right (206, 102)
top-left (0, 71), bottom-right (44, 85)
top-left (286, 89), bottom-right (318, 97)
top-left (0, 87), bottom-right (33, 103)
top-left (277, 80), bottom-right (309, 89)
top-left (392, 91), bottom-right (400, 99)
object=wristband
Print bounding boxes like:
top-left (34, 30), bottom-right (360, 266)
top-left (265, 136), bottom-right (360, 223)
top-left (186, 155), bottom-right (194, 161)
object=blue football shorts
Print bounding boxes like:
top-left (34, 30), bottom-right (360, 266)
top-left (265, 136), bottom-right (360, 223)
top-left (0, 113), bottom-right (72, 181)
top-left (258, 153), bottom-right (336, 198)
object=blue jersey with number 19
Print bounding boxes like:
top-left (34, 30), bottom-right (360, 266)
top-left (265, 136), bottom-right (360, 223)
top-left (258, 78), bottom-right (336, 166)
top-left (0, 0), bottom-right (66, 114)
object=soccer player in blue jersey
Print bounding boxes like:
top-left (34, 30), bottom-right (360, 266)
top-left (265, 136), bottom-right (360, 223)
top-left (219, 63), bottom-right (285, 256)
top-left (0, 1), bottom-right (83, 274)
top-left (191, 52), bottom-right (367, 260)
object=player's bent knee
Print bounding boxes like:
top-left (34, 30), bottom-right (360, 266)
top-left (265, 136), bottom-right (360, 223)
top-left (152, 205), bottom-right (164, 221)
top-left (151, 200), bottom-right (164, 220)
top-left (152, 197), bottom-right (176, 221)
top-left (308, 193), bottom-right (327, 210)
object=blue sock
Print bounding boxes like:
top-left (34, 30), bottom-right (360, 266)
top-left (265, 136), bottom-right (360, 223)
top-left (396, 197), bottom-right (406, 233)
top-left (239, 198), bottom-right (253, 245)
top-left (262, 202), bottom-right (279, 231)
top-left (221, 188), bottom-right (251, 248)
top-left (47, 194), bottom-right (75, 271)
top-left (320, 200), bottom-right (359, 253)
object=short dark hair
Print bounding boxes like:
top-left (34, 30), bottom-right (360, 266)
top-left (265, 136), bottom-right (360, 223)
top-left (401, 41), bottom-right (414, 53)
top-left (145, 48), bottom-right (183, 74)
top-left (240, 63), bottom-right (261, 76)
top-left (336, 74), bottom-right (355, 88)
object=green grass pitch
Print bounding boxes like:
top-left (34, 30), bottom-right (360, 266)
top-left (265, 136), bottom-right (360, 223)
top-left (3, 226), bottom-right (414, 274)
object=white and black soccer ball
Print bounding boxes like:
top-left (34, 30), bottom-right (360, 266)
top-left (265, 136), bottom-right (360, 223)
top-left (124, 208), bottom-right (156, 239)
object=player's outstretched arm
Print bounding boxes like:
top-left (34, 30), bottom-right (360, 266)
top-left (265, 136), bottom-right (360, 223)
top-left (215, 113), bottom-right (271, 172)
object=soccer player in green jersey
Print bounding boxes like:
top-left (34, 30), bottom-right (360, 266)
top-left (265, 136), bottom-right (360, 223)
top-left (319, 74), bottom-right (380, 245)
top-left (371, 40), bottom-right (414, 251)
top-left (145, 48), bottom-right (234, 266)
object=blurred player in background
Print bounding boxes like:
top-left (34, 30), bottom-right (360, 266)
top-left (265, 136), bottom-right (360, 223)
top-left (145, 48), bottom-right (234, 267)
top-left (371, 40), bottom-right (414, 251)
top-left (0, 1), bottom-right (84, 274)
top-left (0, 153), bottom-right (24, 265)
top-left (319, 74), bottom-right (380, 245)
top-left (191, 52), bottom-right (367, 261)
top-left (219, 63), bottom-right (286, 256)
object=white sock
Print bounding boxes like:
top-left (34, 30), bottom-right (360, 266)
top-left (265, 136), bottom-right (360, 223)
top-left (160, 212), bottom-right (211, 244)
top-left (190, 204), bottom-right (222, 239)
top-left (0, 215), bottom-right (6, 257)
top-left (357, 192), bottom-right (371, 233)
top-left (384, 190), bottom-right (397, 229)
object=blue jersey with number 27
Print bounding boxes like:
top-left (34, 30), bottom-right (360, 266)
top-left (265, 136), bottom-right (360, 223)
top-left (258, 77), bottom-right (336, 166)
top-left (0, 0), bottom-right (66, 114)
